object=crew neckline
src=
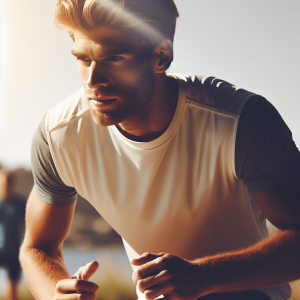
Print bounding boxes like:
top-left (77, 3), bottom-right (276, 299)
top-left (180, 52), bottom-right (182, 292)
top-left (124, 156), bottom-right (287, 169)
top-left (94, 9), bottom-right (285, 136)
top-left (109, 73), bottom-right (187, 150)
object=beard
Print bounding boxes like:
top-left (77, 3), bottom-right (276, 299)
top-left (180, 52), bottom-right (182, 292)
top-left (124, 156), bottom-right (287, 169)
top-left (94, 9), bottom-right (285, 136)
top-left (86, 64), bottom-right (155, 127)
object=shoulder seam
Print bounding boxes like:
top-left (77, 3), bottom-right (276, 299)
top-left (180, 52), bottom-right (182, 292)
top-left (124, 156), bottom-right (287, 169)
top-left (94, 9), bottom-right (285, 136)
top-left (186, 97), bottom-right (239, 118)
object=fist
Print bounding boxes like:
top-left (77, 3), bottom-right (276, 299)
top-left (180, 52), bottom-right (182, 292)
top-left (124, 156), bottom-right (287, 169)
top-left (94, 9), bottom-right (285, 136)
top-left (53, 261), bottom-right (99, 300)
top-left (131, 253), bottom-right (206, 300)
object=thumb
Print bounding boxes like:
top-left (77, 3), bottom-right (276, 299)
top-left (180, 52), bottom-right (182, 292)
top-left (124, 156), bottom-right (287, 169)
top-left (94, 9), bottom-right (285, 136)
top-left (76, 261), bottom-right (99, 281)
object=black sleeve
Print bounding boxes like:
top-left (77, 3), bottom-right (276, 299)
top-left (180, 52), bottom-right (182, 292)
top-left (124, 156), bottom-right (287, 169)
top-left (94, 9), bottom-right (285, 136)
top-left (31, 115), bottom-right (77, 206)
top-left (235, 96), bottom-right (300, 193)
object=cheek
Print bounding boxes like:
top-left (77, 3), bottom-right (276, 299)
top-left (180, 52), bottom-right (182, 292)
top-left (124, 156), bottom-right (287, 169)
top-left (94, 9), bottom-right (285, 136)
top-left (111, 62), bottom-right (153, 84)
top-left (78, 63), bottom-right (89, 83)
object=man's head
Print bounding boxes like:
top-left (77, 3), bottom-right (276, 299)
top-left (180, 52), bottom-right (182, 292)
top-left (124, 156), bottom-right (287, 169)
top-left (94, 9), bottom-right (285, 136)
top-left (53, 0), bottom-right (179, 126)
top-left (0, 169), bottom-right (14, 201)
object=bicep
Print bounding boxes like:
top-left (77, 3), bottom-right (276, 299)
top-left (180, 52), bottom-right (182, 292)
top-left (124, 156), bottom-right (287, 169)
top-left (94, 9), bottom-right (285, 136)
top-left (23, 187), bottom-right (76, 253)
top-left (252, 172), bottom-right (300, 231)
top-left (235, 96), bottom-right (300, 230)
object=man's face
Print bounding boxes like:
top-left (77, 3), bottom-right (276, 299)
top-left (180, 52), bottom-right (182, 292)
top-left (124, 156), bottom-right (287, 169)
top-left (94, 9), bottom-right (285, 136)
top-left (70, 26), bottom-right (156, 126)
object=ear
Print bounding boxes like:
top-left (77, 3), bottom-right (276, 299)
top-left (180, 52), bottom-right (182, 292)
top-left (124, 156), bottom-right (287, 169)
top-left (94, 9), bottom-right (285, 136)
top-left (152, 39), bottom-right (173, 74)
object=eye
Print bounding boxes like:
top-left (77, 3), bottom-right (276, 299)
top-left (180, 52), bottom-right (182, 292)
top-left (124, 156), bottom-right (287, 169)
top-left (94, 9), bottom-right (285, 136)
top-left (76, 55), bottom-right (91, 62)
top-left (105, 56), bottom-right (124, 62)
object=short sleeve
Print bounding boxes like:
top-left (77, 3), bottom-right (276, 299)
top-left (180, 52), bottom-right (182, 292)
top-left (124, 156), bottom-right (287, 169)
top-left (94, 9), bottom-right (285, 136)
top-left (235, 96), bottom-right (300, 193)
top-left (31, 115), bottom-right (78, 206)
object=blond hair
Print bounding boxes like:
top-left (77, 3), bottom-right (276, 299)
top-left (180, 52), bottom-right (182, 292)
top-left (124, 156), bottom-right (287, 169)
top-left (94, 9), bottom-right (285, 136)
top-left (54, 0), bottom-right (179, 48)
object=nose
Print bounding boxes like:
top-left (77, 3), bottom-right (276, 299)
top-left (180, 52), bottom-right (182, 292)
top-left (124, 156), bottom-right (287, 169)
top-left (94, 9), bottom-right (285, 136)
top-left (86, 61), bottom-right (109, 89)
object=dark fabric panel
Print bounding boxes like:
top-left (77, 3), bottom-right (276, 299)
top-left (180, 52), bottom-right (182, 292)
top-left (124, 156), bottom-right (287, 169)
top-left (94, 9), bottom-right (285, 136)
top-left (235, 96), bottom-right (299, 192)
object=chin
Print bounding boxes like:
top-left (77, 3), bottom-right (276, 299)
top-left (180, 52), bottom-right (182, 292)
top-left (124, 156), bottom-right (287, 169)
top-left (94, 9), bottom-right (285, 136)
top-left (89, 107), bottom-right (130, 126)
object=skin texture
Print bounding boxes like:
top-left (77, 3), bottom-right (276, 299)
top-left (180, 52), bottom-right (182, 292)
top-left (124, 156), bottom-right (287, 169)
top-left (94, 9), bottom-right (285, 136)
top-left (19, 25), bottom-right (300, 300)
top-left (20, 189), bottom-right (99, 300)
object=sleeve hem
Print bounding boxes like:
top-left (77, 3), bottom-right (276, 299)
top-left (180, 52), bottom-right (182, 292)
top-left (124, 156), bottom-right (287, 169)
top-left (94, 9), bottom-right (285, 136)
top-left (245, 153), bottom-right (300, 194)
top-left (35, 185), bottom-right (77, 206)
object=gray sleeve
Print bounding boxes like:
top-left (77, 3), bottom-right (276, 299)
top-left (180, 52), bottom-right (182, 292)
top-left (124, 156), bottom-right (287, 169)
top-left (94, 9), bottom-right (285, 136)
top-left (31, 115), bottom-right (77, 206)
top-left (235, 96), bottom-right (300, 193)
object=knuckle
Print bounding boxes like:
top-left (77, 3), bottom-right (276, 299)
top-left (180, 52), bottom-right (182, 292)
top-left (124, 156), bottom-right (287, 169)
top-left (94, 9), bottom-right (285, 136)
top-left (136, 269), bottom-right (143, 279)
top-left (159, 256), bottom-right (170, 266)
top-left (138, 279), bottom-right (150, 293)
top-left (144, 290), bottom-right (153, 300)
top-left (137, 279), bottom-right (144, 291)
top-left (163, 254), bottom-right (175, 263)
top-left (75, 294), bottom-right (82, 300)
top-left (132, 271), bottom-right (138, 283)
top-left (74, 281), bottom-right (81, 291)
top-left (162, 269), bottom-right (171, 279)
top-left (55, 279), bottom-right (66, 291)
top-left (55, 281), bottom-right (61, 290)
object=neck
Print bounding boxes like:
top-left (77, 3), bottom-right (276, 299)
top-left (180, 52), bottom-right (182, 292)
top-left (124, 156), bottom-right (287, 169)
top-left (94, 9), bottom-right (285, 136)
top-left (116, 73), bottom-right (179, 142)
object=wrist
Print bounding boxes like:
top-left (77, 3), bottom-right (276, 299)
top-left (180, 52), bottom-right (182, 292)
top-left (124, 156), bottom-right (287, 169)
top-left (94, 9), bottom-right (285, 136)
top-left (190, 257), bottom-right (219, 297)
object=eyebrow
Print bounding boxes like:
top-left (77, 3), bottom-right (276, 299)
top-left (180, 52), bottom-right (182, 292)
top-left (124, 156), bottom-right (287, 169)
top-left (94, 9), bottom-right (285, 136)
top-left (71, 48), bottom-right (132, 58)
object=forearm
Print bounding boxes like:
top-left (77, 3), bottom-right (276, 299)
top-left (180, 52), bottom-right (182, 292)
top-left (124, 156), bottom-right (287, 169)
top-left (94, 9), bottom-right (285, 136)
top-left (197, 230), bottom-right (300, 294)
top-left (19, 243), bottom-right (71, 300)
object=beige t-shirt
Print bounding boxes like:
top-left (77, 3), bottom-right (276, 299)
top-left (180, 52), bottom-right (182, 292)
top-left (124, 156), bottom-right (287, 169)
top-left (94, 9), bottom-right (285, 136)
top-left (32, 74), bottom-right (298, 300)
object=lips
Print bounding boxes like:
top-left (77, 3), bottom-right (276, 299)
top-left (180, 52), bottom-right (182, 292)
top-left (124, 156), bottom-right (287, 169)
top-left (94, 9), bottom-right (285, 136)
top-left (89, 98), bottom-right (117, 108)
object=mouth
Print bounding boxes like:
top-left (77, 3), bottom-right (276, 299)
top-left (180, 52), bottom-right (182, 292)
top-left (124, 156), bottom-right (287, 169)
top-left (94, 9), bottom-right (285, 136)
top-left (89, 98), bottom-right (117, 107)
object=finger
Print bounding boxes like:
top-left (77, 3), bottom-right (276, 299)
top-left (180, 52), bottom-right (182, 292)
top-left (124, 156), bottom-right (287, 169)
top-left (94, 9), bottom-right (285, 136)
top-left (132, 256), bottom-right (166, 284)
top-left (77, 261), bottom-right (99, 280)
top-left (137, 270), bottom-right (169, 293)
top-left (143, 283), bottom-right (173, 300)
top-left (55, 291), bottom-right (97, 300)
top-left (131, 253), bottom-right (164, 266)
top-left (56, 279), bottom-right (99, 294)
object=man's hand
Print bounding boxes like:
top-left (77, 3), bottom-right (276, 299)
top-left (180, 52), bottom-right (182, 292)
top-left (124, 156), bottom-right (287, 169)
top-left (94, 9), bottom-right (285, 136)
top-left (54, 261), bottom-right (100, 300)
top-left (131, 253), bottom-right (208, 300)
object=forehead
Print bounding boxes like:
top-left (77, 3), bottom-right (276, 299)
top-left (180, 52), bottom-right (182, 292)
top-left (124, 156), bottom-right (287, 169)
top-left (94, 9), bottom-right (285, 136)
top-left (71, 26), bottom-right (140, 53)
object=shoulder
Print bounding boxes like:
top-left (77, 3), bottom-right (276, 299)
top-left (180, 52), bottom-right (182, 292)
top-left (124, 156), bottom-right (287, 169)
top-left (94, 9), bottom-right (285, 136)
top-left (180, 74), bottom-right (256, 115)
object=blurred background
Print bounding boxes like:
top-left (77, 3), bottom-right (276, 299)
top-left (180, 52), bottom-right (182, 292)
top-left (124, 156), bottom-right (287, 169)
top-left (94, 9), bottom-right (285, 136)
top-left (0, 0), bottom-right (299, 299)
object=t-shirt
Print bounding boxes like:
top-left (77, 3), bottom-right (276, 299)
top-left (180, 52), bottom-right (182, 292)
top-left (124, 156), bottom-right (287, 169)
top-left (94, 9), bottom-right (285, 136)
top-left (0, 195), bottom-right (26, 255)
top-left (31, 79), bottom-right (300, 204)
top-left (31, 74), bottom-right (299, 300)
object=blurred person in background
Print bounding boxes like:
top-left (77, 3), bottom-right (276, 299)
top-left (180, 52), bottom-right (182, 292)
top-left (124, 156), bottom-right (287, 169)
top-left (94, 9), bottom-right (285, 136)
top-left (19, 0), bottom-right (300, 300)
top-left (0, 169), bottom-right (26, 300)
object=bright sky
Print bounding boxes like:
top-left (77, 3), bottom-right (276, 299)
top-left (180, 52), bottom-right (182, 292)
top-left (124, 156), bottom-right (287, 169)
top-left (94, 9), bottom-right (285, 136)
top-left (0, 0), bottom-right (299, 169)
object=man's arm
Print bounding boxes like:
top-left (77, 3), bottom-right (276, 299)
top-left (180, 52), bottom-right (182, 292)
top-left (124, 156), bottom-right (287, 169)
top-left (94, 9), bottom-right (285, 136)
top-left (19, 188), bottom-right (99, 300)
top-left (131, 173), bottom-right (300, 300)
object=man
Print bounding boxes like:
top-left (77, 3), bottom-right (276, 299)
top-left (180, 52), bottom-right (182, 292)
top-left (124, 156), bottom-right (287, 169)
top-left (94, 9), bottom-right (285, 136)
top-left (19, 0), bottom-right (300, 300)
top-left (0, 169), bottom-right (26, 300)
